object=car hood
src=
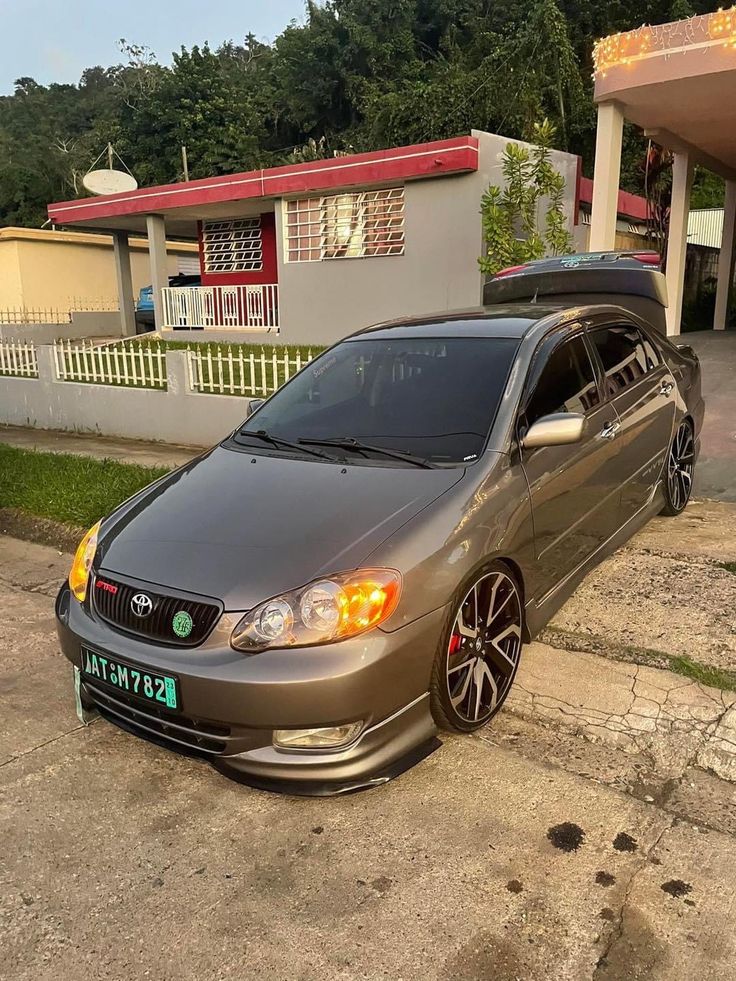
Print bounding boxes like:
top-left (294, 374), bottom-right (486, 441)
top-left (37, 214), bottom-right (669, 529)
top-left (97, 444), bottom-right (465, 610)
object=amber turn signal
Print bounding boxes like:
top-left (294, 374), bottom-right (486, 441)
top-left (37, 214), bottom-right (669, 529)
top-left (68, 520), bottom-right (101, 603)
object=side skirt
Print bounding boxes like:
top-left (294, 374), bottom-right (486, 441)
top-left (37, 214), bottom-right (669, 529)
top-left (524, 483), bottom-right (666, 639)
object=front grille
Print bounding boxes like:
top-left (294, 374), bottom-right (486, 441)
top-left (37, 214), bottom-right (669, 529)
top-left (92, 574), bottom-right (220, 647)
top-left (84, 679), bottom-right (230, 754)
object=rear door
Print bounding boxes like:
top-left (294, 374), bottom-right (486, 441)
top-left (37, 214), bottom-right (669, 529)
top-left (586, 321), bottom-right (676, 523)
top-left (518, 328), bottom-right (623, 600)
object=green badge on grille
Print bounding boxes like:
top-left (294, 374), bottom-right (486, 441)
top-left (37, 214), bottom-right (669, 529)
top-left (172, 610), bottom-right (194, 639)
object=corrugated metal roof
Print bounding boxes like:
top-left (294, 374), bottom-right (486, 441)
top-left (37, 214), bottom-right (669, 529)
top-left (688, 208), bottom-right (723, 249)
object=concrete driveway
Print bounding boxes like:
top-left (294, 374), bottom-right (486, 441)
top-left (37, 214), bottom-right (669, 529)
top-left (2, 528), bottom-right (736, 981)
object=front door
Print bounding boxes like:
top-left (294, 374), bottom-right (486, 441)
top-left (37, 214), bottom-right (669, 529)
top-left (587, 322), bottom-right (676, 523)
top-left (519, 329), bottom-right (623, 601)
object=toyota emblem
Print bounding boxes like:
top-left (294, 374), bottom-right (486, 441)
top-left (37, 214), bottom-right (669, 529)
top-left (130, 593), bottom-right (154, 618)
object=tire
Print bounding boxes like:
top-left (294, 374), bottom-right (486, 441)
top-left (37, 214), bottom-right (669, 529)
top-left (660, 418), bottom-right (695, 517)
top-left (430, 561), bottom-right (524, 733)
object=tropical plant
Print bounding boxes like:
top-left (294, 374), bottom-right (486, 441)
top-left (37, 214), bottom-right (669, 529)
top-left (478, 119), bottom-right (575, 275)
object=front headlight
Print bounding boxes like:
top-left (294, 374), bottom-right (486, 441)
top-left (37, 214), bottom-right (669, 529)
top-left (68, 520), bottom-right (101, 603)
top-left (231, 569), bottom-right (401, 652)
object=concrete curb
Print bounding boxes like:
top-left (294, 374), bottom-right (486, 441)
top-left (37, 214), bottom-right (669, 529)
top-left (507, 641), bottom-right (736, 783)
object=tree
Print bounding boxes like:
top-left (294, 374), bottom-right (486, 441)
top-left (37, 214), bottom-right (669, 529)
top-left (478, 120), bottom-right (575, 275)
top-left (0, 0), bottom-right (729, 230)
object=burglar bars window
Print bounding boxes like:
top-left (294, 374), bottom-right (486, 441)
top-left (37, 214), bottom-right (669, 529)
top-left (285, 188), bottom-right (405, 262)
top-left (202, 218), bottom-right (263, 273)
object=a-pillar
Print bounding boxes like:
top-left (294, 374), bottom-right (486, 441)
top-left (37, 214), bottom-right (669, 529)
top-left (589, 101), bottom-right (625, 252)
top-left (714, 179), bottom-right (736, 331)
top-left (665, 152), bottom-right (694, 337)
top-left (145, 214), bottom-right (168, 331)
top-left (112, 230), bottom-right (136, 337)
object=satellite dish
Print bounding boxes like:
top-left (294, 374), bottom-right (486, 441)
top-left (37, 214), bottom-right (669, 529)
top-left (83, 169), bottom-right (138, 196)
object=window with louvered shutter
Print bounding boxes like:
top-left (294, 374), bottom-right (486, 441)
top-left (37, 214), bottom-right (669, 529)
top-left (202, 218), bottom-right (263, 273)
top-left (284, 188), bottom-right (405, 263)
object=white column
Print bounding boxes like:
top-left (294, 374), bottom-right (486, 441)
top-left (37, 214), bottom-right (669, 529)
top-left (665, 152), bottom-right (694, 336)
top-left (714, 179), bottom-right (736, 331)
top-left (589, 101), bottom-right (625, 252)
top-left (112, 231), bottom-right (136, 337)
top-left (145, 214), bottom-right (168, 331)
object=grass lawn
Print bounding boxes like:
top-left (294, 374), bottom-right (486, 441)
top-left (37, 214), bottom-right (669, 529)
top-left (130, 336), bottom-right (322, 360)
top-left (0, 444), bottom-right (169, 529)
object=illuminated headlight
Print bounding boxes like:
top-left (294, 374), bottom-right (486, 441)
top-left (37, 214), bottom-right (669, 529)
top-left (273, 722), bottom-right (364, 750)
top-left (68, 520), bottom-right (101, 603)
top-left (231, 569), bottom-right (401, 652)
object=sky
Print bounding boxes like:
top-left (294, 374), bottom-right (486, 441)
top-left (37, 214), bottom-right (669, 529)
top-left (0, 0), bottom-right (307, 94)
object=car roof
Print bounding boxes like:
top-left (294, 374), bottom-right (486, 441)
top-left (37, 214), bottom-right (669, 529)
top-left (353, 303), bottom-right (575, 341)
top-left (351, 301), bottom-right (653, 342)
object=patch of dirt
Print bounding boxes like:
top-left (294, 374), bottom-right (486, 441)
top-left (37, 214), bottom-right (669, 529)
top-left (612, 832), bottom-right (639, 853)
top-left (547, 822), bottom-right (585, 853)
top-left (0, 508), bottom-right (78, 553)
top-left (661, 879), bottom-right (693, 899)
top-left (595, 871), bottom-right (616, 887)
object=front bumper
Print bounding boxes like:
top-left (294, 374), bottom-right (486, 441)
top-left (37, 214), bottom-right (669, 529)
top-left (56, 585), bottom-right (445, 794)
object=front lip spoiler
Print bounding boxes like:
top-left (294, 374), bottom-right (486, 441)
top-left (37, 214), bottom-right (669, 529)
top-left (96, 702), bottom-right (442, 796)
top-left (214, 736), bottom-right (442, 797)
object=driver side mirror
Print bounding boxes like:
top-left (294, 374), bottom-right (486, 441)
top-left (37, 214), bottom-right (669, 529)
top-left (522, 412), bottom-right (585, 449)
top-left (246, 398), bottom-right (265, 418)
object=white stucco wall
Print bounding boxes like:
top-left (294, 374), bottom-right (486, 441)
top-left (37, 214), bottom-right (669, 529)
top-left (274, 130), bottom-right (579, 346)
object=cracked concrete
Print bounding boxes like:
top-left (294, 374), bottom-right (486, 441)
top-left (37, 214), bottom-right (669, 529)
top-left (550, 500), bottom-right (736, 675)
top-left (507, 643), bottom-right (736, 788)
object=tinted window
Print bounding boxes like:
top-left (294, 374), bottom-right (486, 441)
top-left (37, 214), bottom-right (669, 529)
top-left (590, 325), bottom-right (656, 397)
top-left (239, 335), bottom-right (520, 464)
top-left (525, 334), bottom-right (599, 426)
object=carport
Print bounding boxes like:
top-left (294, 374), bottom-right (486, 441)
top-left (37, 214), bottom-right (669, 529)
top-left (589, 8), bottom-right (736, 334)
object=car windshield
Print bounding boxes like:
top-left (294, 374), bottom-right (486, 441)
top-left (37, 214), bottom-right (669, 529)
top-left (237, 335), bottom-right (519, 465)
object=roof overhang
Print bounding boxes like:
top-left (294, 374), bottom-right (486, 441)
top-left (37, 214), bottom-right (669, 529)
top-left (594, 8), bottom-right (736, 179)
top-left (47, 136), bottom-right (479, 238)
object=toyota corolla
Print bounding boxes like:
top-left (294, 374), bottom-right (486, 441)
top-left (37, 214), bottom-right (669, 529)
top-left (56, 293), bottom-right (703, 794)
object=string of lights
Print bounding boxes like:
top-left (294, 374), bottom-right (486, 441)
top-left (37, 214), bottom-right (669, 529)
top-left (593, 6), bottom-right (736, 78)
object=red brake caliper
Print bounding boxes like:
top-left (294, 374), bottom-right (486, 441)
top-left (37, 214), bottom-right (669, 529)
top-left (449, 634), bottom-right (462, 655)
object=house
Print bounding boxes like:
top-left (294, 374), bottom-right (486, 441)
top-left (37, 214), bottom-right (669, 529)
top-left (47, 132), bottom-right (579, 346)
top-left (0, 226), bottom-right (198, 315)
top-left (575, 176), bottom-right (649, 252)
top-left (588, 7), bottom-right (736, 333)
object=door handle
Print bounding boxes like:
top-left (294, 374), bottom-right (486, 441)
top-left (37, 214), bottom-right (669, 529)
top-left (599, 421), bottom-right (621, 440)
top-left (659, 380), bottom-right (674, 396)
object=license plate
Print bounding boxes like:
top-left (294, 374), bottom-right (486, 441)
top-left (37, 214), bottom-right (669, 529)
top-left (80, 647), bottom-right (179, 711)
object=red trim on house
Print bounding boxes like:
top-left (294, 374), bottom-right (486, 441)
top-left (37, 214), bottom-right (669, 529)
top-left (578, 175), bottom-right (649, 223)
top-left (48, 137), bottom-right (479, 226)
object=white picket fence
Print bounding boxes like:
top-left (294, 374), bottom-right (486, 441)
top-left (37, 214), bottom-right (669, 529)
top-left (3, 339), bottom-right (315, 397)
top-left (0, 340), bottom-right (39, 377)
top-left (0, 298), bottom-right (119, 326)
top-left (0, 308), bottom-right (72, 325)
top-left (53, 340), bottom-right (167, 390)
top-left (186, 344), bottom-right (315, 396)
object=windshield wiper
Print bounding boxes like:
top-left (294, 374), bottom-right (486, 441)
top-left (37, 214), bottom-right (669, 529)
top-left (298, 436), bottom-right (435, 468)
top-left (236, 429), bottom-right (339, 462)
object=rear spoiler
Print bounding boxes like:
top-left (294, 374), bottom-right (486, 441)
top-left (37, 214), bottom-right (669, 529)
top-left (483, 254), bottom-right (668, 309)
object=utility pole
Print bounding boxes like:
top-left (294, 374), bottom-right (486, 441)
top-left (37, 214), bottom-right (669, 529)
top-left (181, 145), bottom-right (189, 182)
